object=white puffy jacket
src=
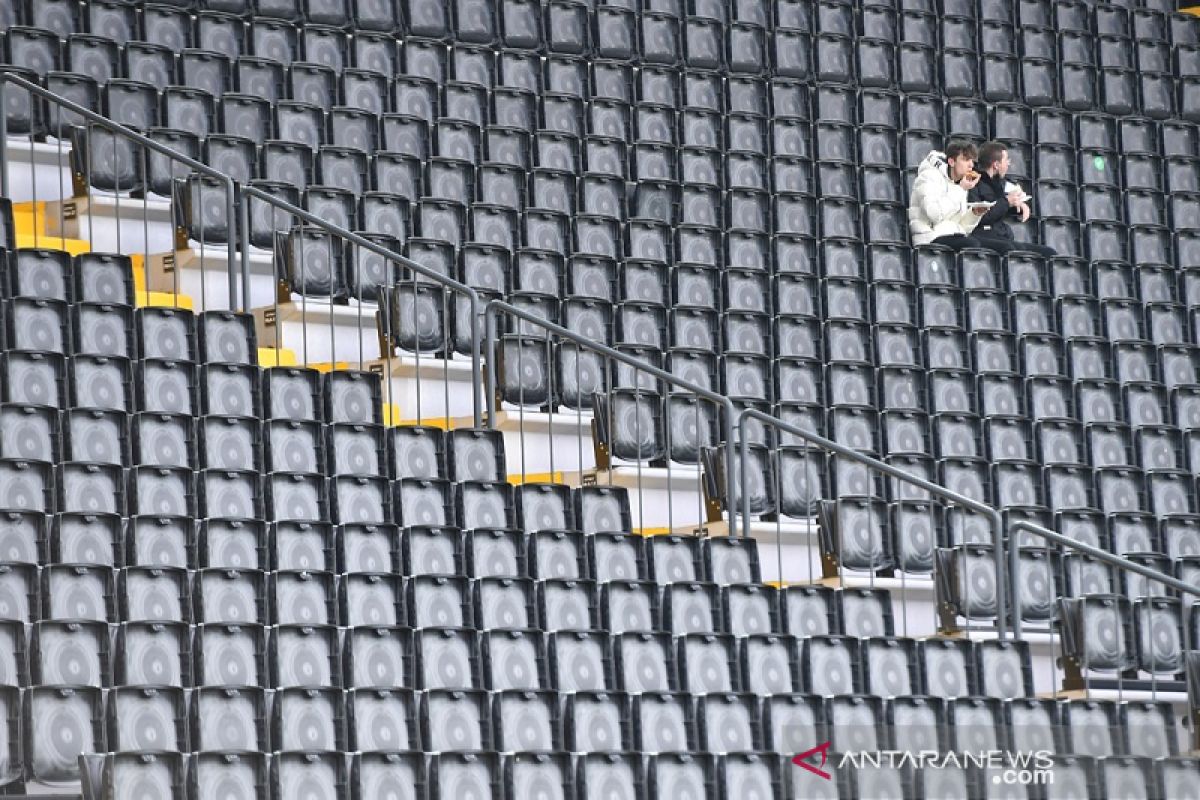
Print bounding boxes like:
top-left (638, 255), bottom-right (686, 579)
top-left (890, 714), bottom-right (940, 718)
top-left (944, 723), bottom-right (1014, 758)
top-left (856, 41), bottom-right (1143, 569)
top-left (907, 150), bottom-right (983, 245)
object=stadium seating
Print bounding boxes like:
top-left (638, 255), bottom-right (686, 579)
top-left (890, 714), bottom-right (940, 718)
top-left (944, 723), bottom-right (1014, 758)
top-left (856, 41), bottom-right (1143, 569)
top-left (2, 0), bottom-right (1200, 797)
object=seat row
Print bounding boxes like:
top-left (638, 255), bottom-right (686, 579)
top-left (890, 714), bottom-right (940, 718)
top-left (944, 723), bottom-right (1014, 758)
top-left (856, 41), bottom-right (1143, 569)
top-left (61, 746), bottom-right (1200, 800)
top-left (20, 685), bottom-right (1183, 764)
top-left (22, 49), bottom-right (1200, 157)
top-left (4, 0), bottom-right (1193, 40)
top-left (0, 604), bottom-right (1034, 697)
top-left (31, 746), bottom-right (789, 800)
top-left (0, 566), bottom-right (900, 640)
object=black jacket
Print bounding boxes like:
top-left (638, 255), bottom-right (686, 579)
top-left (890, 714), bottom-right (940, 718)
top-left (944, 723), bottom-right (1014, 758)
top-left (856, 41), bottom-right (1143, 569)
top-left (968, 172), bottom-right (1017, 240)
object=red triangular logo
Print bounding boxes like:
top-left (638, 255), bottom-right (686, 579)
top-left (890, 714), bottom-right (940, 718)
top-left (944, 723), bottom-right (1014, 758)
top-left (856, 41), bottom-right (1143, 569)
top-left (792, 741), bottom-right (833, 780)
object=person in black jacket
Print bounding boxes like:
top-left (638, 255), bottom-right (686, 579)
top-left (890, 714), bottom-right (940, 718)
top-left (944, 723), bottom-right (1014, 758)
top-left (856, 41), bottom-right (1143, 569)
top-left (968, 141), bottom-right (1058, 257)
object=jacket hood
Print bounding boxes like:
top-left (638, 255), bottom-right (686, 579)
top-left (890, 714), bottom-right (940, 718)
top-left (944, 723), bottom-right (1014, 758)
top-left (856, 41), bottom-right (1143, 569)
top-left (917, 151), bottom-right (949, 180)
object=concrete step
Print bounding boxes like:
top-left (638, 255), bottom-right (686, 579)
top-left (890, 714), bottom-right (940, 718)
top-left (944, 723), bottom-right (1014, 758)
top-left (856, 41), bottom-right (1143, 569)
top-left (44, 193), bottom-right (175, 256)
top-left (146, 245), bottom-right (276, 313)
top-left (588, 465), bottom-right (709, 533)
top-left (255, 299), bottom-right (384, 366)
top-left (4, 138), bottom-right (73, 204)
top-left (12, 201), bottom-right (90, 253)
top-left (491, 409), bottom-right (597, 478)
top-left (366, 353), bottom-right (480, 424)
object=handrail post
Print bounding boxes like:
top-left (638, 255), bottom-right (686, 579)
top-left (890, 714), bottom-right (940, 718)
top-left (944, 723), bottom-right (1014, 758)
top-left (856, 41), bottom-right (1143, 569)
top-left (739, 412), bottom-right (751, 541)
top-left (738, 406), bottom-right (1013, 636)
top-left (239, 185), bottom-right (488, 423)
top-left (0, 73), bottom-right (246, 297)
top-left (1011, 520), bottom-right (1200, 600)
top-left (468, 290), bottom-right (483, 428)
top-left (1006, 509), bottom-right (1023, 639)
top-left (0, 79), bottom-right (8, 200)
top-left (236, 181), bottom-right (250, 312)
top-left (230, 179), bottom-right (247, 313)
top-left (719, 399), bottom-right (739, 539)
top-left (483, 303), bottom-right (498, 428)
top-left (990, 508), bottom-right (1011, 639)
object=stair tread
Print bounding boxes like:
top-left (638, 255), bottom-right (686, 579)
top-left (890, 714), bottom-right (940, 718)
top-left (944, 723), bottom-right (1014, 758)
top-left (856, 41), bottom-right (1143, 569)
top-left (135, 290), bottom-right (194, 310)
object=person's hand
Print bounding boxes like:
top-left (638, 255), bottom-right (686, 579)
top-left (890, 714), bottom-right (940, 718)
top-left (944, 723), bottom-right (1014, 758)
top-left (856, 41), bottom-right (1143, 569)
top-left (971, 205), bottom-right (989, 216)
top-left (959, 173), bottom-right (980, 190)
top-left (1006, 190), bottom-right (1024, 205)
top-left (1017, 202), bottom-right (1031, 222)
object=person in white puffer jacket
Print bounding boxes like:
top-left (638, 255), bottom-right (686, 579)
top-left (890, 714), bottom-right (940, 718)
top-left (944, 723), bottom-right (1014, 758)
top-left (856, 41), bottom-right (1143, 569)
top-left (907, 139), bottom-right (991, 249)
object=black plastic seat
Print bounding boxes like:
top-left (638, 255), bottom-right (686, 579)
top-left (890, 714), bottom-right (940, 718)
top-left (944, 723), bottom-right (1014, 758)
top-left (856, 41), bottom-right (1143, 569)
top-left (180, 49), bottom-right (232, 98)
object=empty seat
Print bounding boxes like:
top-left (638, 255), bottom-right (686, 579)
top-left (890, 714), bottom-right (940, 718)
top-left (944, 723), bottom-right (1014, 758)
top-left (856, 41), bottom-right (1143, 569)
top-left (26, 686), bottom-right (102, 784)
top-left (612, 631), bottom-right (675, 694)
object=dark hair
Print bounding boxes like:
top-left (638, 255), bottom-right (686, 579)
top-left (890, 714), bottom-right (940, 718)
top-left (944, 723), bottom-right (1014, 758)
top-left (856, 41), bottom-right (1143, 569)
top-left (944, 139), bottom-right (978, 161)
top-left (977, 141), bottom-right (1007, 171)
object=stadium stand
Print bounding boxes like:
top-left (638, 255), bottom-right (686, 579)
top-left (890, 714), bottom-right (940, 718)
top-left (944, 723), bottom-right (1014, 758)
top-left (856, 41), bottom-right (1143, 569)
top-left (0, 0), bottom-right (1199, 798)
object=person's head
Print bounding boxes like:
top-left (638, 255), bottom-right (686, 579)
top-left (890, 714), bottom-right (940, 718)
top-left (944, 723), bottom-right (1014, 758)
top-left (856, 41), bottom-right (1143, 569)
top-left (977, 141), bottom-right (1010, 177)
top-left (944, 139), bottom-right (978, 180)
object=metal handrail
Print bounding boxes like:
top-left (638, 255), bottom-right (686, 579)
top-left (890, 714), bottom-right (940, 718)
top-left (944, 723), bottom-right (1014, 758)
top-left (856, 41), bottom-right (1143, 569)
top-left (1007, 520), bottom-right (1200, 602)
top-left (238, 185), bottom-right (486, 427)
top-left (736, 406), bottom-right (1009, 638)
top-left (13, 72), bottom-right (1193, 646)
top-left (0, 73), bottom-right (489, 425)
top-left (739, 407), bottom-right (1200, 638)
top-left (0, 71), bottom-right (239, 304)
top-left (482, 298), bottom-right (742, 531)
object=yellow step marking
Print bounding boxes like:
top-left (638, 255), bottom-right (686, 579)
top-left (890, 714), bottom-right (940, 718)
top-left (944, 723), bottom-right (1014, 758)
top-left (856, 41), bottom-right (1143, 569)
top-left (507, 472), bottom-right (565, 486)
top-left (258, 348), bottom-right (299, 367)
top-left (129, 253), bottom-right (147, 293)
top-left (14, 234), bottom-right (90, 254)
top-left (382, 411), bottom-right (479, 430)
top-left (136, 290), bottom-right (194, 310)
top-left (11, 201), bottom-right (47, 237)
top-left (306, 361), bottom-right (351, 373)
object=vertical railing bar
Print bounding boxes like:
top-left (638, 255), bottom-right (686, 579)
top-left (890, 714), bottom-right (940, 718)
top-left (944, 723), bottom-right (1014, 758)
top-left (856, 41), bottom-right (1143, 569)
top-left (484, 306), bottom-right (498, 431)
top-left (663, 384), bottom-right (672, 536)
top-left (84, 121), bottom-right (94, 255)
top-left (0, 81), bottom-right (8, 200)
top-left (195, 175), bottom-right (203, 313)
top-left (140, 144), bottom-right (149, 309)
top-left (575, 342), bottom-right (583, 488)
top-left (237, 182), bottom-right (248, 314)
top-left (112, 129), bottom-right (121, 258)
top-left (518, 329), bottom-right (527, 486)
top-left (382, 227), bottom-right (395, 428)
top-left (440, 288), bottom-right (449, 433)
top-left (547, 337), bottom-right (555, 483)
top-left (327, 234), bottom-right (335, 371)
top-left (775, 434), bottom-right (787, 590)
top-left (300, 222), bottom-right (308, 367)
top-left (697, 400), bottom-right (706, 543)
top-left (240, 191), bottom-right (251, 315)
top-left (605, 358), bottom-right (613, 493)
top-left (633, 370), bottom-right (643, 535)
top-left (238, 194), bottom-right (253, 327)
top-left (28, 116), bottom-right (36, 247)
top-left (517, 325), bottom-right (527, 485)
top-left (355, 241), bottom-right (364, 371)
top-left (412, 257), bottom-right (421, 425)
top-left (468, 292), bottom-right (482, 428)
top-left (54, 104), bottom-right (64, 249)
top-left (274, 219), bottom-right (283, 371)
